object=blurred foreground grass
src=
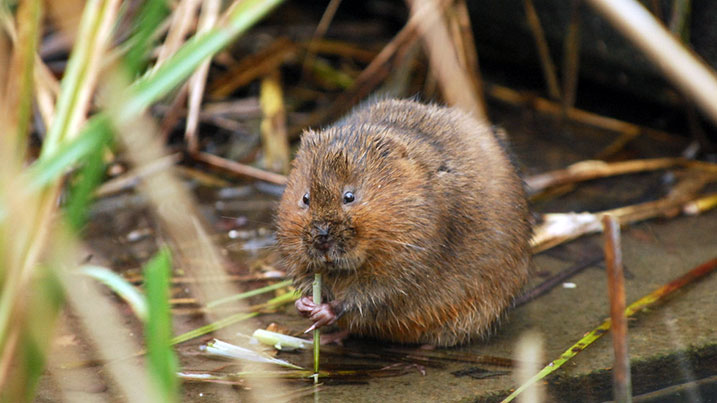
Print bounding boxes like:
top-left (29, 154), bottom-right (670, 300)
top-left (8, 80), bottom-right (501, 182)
top-left (0, 0), bottom-right (284, 400)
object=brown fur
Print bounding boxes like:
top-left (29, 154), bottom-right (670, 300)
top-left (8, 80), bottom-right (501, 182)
top-left (276, 99), bottom-right (531, 346)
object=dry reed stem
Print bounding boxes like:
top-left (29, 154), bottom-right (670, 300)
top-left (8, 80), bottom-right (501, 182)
top-left (683, 192), bottom-right (717, 215)
top-left (602, 215), bottom-right (632, 403)
top-left (33, 57), bottom-right (59, 129)
top-left (1, 5), bottom-right (63, 131)
top-left (153, 0), bottom-right (201, 71)
top-left (300, 39), bottom-right (376, 63)
top-left (95, 153), bottom-right (182, 198)
top-left (406, 0), bottom-right (488, 122)
top-left (487, 84), bottom-right (681, 145)
top-left (561, 0), bottom-right (581, 111)
top-left (259, 69), bottom-right (290, 174)
top-left (531, 170), bottom-right (716, 253)
top-left (194, 151), bottom-right (288, 185)
top-left (0, 0), bottom-right (52, 394)
top-left (446, 0), bottom-right (486, 109)
top-left (2, 0), bottom-right (41, 159)
top-left (524, 0), bottom-right (561, 100)
top-left (159, 84), bottom-right (189, 140)
top-left (585, 0), bottom-right (717, 126)
top-left (513, 332), bottom-right (545, 403)
top-left (302, 0), bottom-right (343, 76)
top-left (186, 0), bottom-right (220, 154)
top-left (209, 37), bottom-right (297, 99)
top-left (525, 157), bottom-right (688, 193)
top-left (299, 0), bottom-right (454, 130)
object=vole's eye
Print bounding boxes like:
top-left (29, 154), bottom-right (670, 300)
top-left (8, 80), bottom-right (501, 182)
top-left (301, 193), bottom-right (310, 206)
top-left (343, 191), bottom-right (355, 204)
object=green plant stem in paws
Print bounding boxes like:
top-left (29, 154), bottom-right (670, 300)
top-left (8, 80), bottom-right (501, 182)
top-left (144, 248), bottom-right (179, 403)
top-left (312, 273), bottom-right (322, 383)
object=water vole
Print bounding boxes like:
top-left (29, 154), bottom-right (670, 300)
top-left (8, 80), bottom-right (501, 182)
top-left (276, 99), bottom-right (531, 346)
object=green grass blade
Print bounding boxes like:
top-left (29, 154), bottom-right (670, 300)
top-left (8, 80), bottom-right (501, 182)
top-left (79, 265), bottom-right (148, 321)
top-left (64, 136), bottom-right (109, 232)
top-left (171, 290), bottom-right (298, 345)
top-left (123, 0), bottom-right (168, 76)
top-left (206, 279), bottom-right (292, 308)
top-left (41, 0), bottom-right (119, 158)
top-left (124, 0), bottom-right (285, 120)
top-left (144, 248), bottom-right (179, 403)
top-left (27, 117), bottom-right (111, 193)
top-left (1, 267), bottom-right (64, 402)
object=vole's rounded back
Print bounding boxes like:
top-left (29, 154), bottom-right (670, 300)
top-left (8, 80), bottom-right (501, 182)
top-left (276, 99), bottom-right (531, 346)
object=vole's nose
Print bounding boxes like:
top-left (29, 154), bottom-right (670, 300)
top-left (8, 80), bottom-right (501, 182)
top-left (312, 223), bottom-right (332, 251)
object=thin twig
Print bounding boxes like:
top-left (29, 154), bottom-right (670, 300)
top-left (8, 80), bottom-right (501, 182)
top-left (513, 255), bottom-right (603, 307)
top-left (524, 0), bottom-right (561, 100)
top-left (561, 0), bottom-right (581, 111)
top-left (487, 83), bottom-right (682, 145)
top-left (302, 0), bottom-right (343, 76)
top-left (209, 37), bottom-right (297, 99)
top-left (193, 151), bottom-right (288, 185)
top-left (152, 0), bottom-right (201, 71)
top-left (602, 215), bottom-right (632, 403)
top-left (186, 0), bottom-right (220, 154)
top-left (95, 153), bottom-right (182, 198)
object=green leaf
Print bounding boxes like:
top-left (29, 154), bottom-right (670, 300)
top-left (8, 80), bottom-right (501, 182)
top-left (206, 279), bottom-right (292, 308)
top-left (64, 134), bottom-right (110, 232)
top-left (79, 265), bottom-right (148, 321)
top-left (144, 248), bottom-right (178, 402)
top-left (124, 0), bottom-right (168, 76)
top-left (27, 117), bottom-right (111, 193)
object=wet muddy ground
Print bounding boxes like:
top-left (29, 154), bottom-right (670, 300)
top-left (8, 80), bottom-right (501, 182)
top-left (36, 101), bottom-right (716, 402)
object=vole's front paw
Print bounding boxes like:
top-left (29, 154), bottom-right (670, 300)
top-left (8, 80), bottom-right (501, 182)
top-left (295, 296), bottom-right (316, 318)
top-left (296, 297), bottom-right (338, 333)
